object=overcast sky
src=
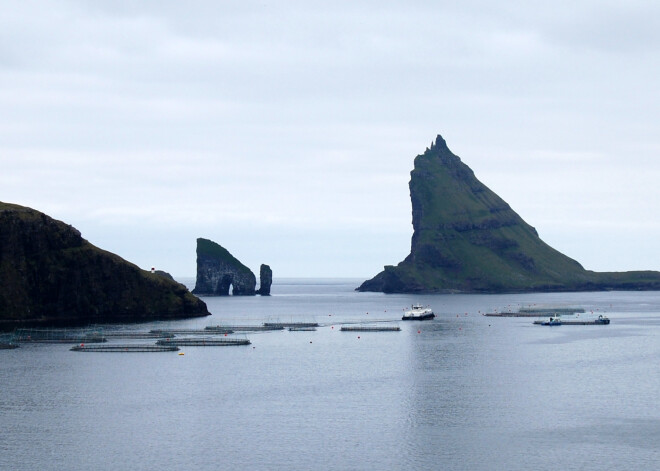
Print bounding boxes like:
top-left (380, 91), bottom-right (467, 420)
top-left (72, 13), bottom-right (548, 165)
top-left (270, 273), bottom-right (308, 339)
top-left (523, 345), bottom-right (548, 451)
top-left (2, 1), bottom-right (659, 278)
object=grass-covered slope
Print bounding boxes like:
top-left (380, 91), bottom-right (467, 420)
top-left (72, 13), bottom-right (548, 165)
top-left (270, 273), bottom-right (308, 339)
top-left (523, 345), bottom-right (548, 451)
top-left (196, 237), bottom-right (254, 276)
top-left (358, 136), bottom-right (660, 293)
top-left (0, 202), bottom-right (209, 329)
top-left (192, 238), bottom-right (256, 295)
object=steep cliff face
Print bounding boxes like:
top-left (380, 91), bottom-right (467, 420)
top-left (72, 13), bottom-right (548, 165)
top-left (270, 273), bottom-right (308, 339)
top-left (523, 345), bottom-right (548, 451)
top-left (0, 202), bottom-right (209, 328)
top-left (257, 264), bottom-right (273, 296)
top-left (192, 238), bottom-right (256, 295)
top-left (358, 135), bottom-right (660, 293)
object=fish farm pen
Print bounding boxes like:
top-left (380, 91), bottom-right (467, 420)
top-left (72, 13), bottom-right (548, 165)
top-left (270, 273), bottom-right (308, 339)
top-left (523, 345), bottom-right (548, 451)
top-left (151, 328), bottom-right (234, 335)
top-left (486, 308), bottom-right (586, 317)
top-left (13, 328), bottom-right (107, 343)
top-left (156, 338), bottom-right (251, 346)
top-left (264, 322), bottom-right (320, 328)
top-left (205, 325), bottom-right (283, 332)
top-left (519, 307), bottom-right (585, 314)
top-left (103, 331), bottom-right (176, 339)
top-left (70, 344), bottom-right (180, 352)
top-left (340, 325), bottom-right (401, 332)
top-left (485, 312), bottom-right (543, 317)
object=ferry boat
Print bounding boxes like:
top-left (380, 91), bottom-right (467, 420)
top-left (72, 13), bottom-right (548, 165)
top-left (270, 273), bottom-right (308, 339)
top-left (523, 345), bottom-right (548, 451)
top-left (402, 304), bottom-right (435, 321)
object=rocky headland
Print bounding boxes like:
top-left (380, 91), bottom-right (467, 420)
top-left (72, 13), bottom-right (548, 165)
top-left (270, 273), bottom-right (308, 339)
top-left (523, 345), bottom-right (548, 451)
top-left (192, 238), bottom-right (271, 296)
top-left (0, 202), bottom-right (209, 329)
top-left (358, 135), bottom-right (660, 293)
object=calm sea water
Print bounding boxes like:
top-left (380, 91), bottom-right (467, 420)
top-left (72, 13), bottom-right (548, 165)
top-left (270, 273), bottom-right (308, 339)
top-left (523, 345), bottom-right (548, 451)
top-left (1, 278), bottom-right (659, 471)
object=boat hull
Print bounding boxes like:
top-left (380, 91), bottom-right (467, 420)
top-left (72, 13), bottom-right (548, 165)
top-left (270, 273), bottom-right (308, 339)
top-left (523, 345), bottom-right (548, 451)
top-left (401, 313), bottom-right (435, 321)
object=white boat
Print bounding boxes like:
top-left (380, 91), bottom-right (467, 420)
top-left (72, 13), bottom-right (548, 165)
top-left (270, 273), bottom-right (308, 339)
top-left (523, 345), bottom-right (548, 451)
top-left (402, 304), bottom-right (435, 321)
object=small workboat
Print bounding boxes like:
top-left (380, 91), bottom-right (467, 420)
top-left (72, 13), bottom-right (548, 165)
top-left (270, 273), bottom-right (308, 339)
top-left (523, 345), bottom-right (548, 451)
top-left (594, 314), bottom-right (610, 325)
top-left (536, 315), bottom-right (562, 326)
top-left (402, 304), bottom-right (435, 321)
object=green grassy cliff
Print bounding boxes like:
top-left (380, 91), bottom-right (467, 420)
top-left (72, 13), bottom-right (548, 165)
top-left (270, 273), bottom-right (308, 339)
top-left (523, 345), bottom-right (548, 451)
top-left (358, 135), bottom-right (660, 293)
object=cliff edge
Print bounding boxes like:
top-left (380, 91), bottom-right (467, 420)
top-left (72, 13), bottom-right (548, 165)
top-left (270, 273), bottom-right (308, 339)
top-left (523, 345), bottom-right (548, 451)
top-left (358, 135), bottom-right (660, 293)
top-left (192, 238), bottom-right (257, 295)
top-left (0, 202), bottom-right (209, 329)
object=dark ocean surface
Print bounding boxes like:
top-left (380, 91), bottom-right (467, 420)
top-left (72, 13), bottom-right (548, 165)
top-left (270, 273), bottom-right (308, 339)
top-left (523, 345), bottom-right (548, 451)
top-left (1, 278), bottom-right (659, 470)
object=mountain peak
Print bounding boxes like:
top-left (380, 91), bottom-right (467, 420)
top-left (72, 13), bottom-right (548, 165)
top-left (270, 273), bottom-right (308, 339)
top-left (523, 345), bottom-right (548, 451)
top-left (434, 134), bottom-right (448, 150)
top-left (358, 135), bottom-right (660, 293)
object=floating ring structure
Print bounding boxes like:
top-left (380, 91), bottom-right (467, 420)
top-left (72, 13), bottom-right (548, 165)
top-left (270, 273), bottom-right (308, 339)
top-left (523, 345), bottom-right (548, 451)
top-left (71, 344), bottom-right (180, 352)
top-left (152, 328), bottom-right (234, 335)
top-left (156, 338), bottom-right (251, 346)
top-left (14, 328), bottom-right (106, 343)
top-left (264, 322), bottom-right (320, 328)
top-left (205, 325), bottom-right (282, 332)
top-left (340, 325), bottom-right (401, 332)
top-left (103, 332), bottom-right (176, 339)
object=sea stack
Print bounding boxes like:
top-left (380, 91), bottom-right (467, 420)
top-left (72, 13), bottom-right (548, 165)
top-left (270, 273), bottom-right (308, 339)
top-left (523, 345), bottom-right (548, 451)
top-left (358, 135), bottom-right (660, 293)
top-left (0, 202), bottom-right (209, 329)
top-left (257, 264), bottom-right (273, 296)
top-left (192, 238), bottom-right (257, 295)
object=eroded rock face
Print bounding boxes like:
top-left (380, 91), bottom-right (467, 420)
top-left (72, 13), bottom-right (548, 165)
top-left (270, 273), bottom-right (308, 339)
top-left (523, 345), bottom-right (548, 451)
top-left (192, 238), bottom-right (256, 296)
top-left (358, 135), bottom-right (660, 293)
top-left (0, 202), bottom-right (209, 329)
top-left (257, 264), bottom-right (272, 296)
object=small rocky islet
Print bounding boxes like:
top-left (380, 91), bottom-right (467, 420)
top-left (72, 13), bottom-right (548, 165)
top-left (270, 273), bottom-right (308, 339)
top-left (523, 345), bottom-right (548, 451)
top-left (191, 237), bottom-right (271, 296)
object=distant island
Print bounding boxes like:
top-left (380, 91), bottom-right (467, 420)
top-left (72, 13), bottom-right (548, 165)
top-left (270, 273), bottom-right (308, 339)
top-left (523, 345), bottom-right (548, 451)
top-left (192, 238), bottom-right (272, 296)
top-left (358, 135), bottom-right (660, 293)
top-left (0, 202), bottom-right (209, 329)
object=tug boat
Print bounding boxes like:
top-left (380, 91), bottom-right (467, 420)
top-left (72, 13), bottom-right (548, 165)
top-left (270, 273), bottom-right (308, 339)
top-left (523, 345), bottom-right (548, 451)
top-left (402, 304), bottom-right (435, 321)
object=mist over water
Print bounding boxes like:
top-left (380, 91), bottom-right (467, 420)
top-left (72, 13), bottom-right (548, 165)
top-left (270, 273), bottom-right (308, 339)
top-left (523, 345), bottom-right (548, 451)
top-left (2, 279), bottom-right (659, 470)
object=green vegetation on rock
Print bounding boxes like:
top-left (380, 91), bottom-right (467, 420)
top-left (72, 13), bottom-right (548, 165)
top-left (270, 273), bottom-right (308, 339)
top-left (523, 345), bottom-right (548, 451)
top-left (196, 238), bottom-right (253, 276)
top-left (0, 202), bottom-right (209, 329)
top-left (358, 135), bottom-right (660, 293)
top-left (192, 238), bottom-right (257, 296)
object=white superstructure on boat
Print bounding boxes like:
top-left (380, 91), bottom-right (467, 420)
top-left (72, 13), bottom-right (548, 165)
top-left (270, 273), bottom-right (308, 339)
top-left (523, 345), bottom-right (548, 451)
top-left (402, 304), bottom-right (435, 321)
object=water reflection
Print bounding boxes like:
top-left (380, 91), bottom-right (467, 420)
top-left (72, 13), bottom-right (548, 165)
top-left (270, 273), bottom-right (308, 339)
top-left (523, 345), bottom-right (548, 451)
top-left (2, 285), bottom-right (660, 470)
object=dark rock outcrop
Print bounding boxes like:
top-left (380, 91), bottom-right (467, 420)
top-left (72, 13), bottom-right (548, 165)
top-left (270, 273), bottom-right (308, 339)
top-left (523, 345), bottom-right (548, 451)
top-left (0, 202), bottom-right (209, 329)
top-left (358, 135), bottom-right (660, 293)
top-left (192, 238), bottom-right (256, 295)
top-left (153, 270), bottom-right (174, 281)
top-left (257, 264), bottom-right (272, 296)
